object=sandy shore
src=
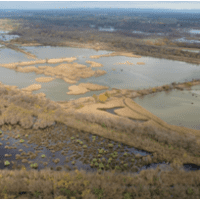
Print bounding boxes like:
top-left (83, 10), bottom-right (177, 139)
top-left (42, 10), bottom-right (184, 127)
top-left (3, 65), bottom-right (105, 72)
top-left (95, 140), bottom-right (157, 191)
top-left (90, 52), bottom-right (142, 59)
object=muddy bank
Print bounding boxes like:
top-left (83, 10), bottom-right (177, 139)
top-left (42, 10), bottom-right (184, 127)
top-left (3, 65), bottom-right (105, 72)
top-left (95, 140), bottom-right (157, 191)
top-left (90, 51), bottom-right (142, 59)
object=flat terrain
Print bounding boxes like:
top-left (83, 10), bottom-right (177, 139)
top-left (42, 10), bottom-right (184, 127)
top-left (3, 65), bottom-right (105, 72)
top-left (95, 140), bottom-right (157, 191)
top-left (0, 9), bottom-right (200, 198)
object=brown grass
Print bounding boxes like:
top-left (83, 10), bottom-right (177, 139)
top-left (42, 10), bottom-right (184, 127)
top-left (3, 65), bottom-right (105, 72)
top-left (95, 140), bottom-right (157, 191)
top-left (0, 81), bottom-right (200, 198)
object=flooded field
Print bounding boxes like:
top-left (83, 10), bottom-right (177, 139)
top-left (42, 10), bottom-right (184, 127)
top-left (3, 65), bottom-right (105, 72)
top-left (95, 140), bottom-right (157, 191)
top-left (1, 45), bottom-right (200, 130)
top-left (134, 85), bottom-right (200, 130)
top-left (1, 8), bottom-right (200, 198)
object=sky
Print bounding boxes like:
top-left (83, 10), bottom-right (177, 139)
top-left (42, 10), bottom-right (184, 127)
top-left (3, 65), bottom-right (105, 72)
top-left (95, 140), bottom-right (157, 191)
top-left (0, 1), bottom-right (200, 10)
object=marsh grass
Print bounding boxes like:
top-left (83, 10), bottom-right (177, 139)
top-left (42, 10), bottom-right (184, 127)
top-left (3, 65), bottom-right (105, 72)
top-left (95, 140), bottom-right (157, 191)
top-left (1, 81), bottom-right (200, 197)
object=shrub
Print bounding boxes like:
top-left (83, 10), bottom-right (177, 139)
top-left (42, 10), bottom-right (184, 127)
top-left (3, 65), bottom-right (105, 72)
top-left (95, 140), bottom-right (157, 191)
top-left (41, 154), bottom-right (46, 158)
top-left (4, 160), bottom-right (10, 166)
top-left (30, 163), bottom-right (38, 169)
top-left (185, 82), bottom-right (192, 87)
top-left (92, 94), bottom-right (98, 100)
top-left (152, 88), bottom-right (157, 93)
top-left (104, 92), bottom-right (110, 98)
top-left (19, 139), bottom-right (25, 143)
top-left (99, 94), bottom-right (108, 102)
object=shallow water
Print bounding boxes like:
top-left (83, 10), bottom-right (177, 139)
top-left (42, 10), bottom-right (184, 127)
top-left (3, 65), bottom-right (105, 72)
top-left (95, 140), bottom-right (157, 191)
top-left (98, 26), bottom-right (116, 32)
top-left (134, 85), bottom-right (200, 130)
top-left (1, 124), bottom-right (199, 174)
top-left (174, 37), bottom-right (200, 44)
top-left (182, 49), bottom-right (200, 53)
top-left (189, 29), bottom-right (200, 34)
top-left (0, 29), bottom-right (19, 42)
top-left (1, 45), bottom-right (200, 126)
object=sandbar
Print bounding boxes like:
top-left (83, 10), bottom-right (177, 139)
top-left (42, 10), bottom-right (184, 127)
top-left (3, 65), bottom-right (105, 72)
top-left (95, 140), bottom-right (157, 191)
top-left (35, 77), bottom-right (55, 83)
top-left (47, 57), bottom-right (77, 64)
top-left (67, 83), bottom-right (109, 95)
top-left (114, 61), bottom-right (134, 65)
top-left (0, 57), bottom-right (77, 68)
top-left (85, 60), bottom-right (103, 67)
top-left (13, 62), bottom-right (106, 84)
top-left (136, 62), bottom-right (145, 65)
top-left (22, 84), bottom-right (41, 92)
top-left (90, 52), bottom-right (142, 59)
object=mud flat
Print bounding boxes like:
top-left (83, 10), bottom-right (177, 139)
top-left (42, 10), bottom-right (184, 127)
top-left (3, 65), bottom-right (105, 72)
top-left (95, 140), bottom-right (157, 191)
top-left (90, 51), bottom-right (142, 59)
top-left (0, 60), bottom-right (46, 69)
top-left (136, 62), bottom-right (145, 65)
top-left (67, 83), bottom-right (109, 95)
top-left (0, 57), bottom-right (77, 69)
top-left (114, 61), bottom-right (134, 65)
top-left (22, 84), bottom-right (42, 92)
top-left (35, 77), bottom-right (55, 83)
top-left (85, 60), bottom-right (103, 67)
top-left (47, 57), bottom-right (77, 64)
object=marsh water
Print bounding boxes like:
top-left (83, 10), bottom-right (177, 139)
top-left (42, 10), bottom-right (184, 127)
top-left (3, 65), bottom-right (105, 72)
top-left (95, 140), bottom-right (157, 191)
top-left (0, 34), bottom-right (200, 174)
top-left (1, 45), bottom-right (200, 129)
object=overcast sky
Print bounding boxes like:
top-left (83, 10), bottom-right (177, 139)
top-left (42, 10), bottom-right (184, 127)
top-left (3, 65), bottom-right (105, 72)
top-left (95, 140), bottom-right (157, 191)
top-left (0, 1), bottom-right (200, 10)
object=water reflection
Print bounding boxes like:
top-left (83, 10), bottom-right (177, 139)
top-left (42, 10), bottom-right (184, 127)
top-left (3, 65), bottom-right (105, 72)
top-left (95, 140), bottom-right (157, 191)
top-left (1, 125), bottom-right (198, 174)
top-left (174, 37), bottom-right (200, 44)
top-left (0, 29), bottom-right (19, 42)
top-left (132, 30), bottom-right (151, 35)
top-left (98, 27), bottom-right (116, 32)
top-left (134, 85), bottom-right (200, 130)
top-left (1, 46), bottom-right (200, 128)
top-left (189, 29), bottom-right (200, 34)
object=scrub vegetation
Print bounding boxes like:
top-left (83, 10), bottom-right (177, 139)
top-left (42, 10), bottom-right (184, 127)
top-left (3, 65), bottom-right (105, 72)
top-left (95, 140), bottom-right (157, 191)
top-left (0, 82), bottom-right (199, 198)
top-left (3, 9), bottom-right (200, 64)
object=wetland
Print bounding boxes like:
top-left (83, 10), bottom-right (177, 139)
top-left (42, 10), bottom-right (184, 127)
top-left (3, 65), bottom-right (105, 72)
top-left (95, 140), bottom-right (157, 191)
top-left (0, 7), bottom-right (200, 199)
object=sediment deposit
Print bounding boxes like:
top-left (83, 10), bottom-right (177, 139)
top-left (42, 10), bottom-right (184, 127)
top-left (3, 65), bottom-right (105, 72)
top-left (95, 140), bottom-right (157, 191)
top-left (35, 77), bottom-right (55, 83)
top-left (85, 60), bottom-right (103, 67)
top-left (90, 52), bottom-right (142, 59)
top-left (67, 83), bottom-right (109, 95)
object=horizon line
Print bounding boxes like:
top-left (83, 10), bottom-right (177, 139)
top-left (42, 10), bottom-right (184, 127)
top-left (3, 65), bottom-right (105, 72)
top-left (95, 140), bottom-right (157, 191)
top-left (1, 7), bottom-right (200, 10)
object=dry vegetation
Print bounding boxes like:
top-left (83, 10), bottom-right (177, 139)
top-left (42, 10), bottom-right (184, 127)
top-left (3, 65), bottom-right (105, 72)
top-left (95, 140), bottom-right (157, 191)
top-left (1, 10), bottom-right (200, 198)
top-left (1, 9), bottom-right (200, 64)
top-left (0, 81), bottom-right (199, 198)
